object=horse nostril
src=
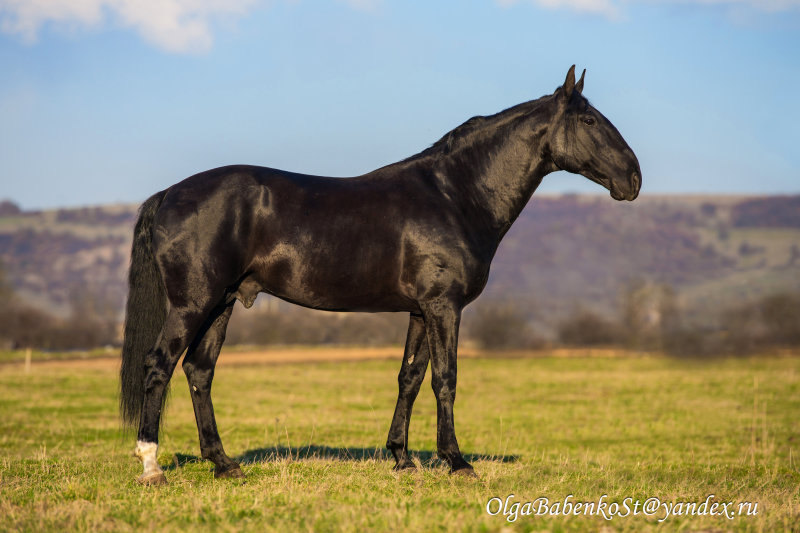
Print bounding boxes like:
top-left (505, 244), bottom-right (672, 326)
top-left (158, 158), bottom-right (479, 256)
top-left (628, 172), bottom-right (641, 200)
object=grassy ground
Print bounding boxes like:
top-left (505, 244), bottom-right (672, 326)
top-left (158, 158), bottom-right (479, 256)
top-left (1, 351), bottom-right (798, 532)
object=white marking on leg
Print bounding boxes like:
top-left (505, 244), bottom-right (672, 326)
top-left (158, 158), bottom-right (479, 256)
top-left (134, 440), bottom-right (164, 479)
top-left (407, 353), bottom-right (415, 365)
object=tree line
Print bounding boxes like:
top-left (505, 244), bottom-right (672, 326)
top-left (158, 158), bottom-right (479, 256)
top-left (1, 261), bottom-right (797, 356)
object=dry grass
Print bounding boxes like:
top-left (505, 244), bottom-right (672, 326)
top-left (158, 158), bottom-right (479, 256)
top-left (0, 350), bottom-right (798, 531)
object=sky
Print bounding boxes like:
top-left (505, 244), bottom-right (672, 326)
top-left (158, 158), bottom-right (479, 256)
top-left (0, 0), bottom-right (798, 210)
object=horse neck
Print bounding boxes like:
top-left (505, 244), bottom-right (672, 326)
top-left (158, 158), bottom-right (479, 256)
top-left (435, 100), bottom-right (558, 243)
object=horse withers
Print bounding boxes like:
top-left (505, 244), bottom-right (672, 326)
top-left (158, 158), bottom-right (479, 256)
top-left (120, 65), bottom-right (641, 485)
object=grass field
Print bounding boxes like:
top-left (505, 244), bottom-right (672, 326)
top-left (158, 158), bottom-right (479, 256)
top-left (1, 349), bottom-right (798, 532)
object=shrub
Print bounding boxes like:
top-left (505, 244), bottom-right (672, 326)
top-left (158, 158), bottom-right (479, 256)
top-left (462, 302), bottom-right (541, 350)
top-left (557, 309), bottom-right (621, 346)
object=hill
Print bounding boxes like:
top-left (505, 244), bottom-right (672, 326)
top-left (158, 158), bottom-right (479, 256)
top-left (486, 194), bottom-right (800, 331)
top-left (1, 194), bottom-right (798, 339)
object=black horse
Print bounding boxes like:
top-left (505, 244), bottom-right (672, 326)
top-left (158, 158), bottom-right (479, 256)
top-left (121, 66), bottom-right (641, 485)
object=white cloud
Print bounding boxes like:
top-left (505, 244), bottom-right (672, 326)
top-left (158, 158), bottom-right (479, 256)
top-left (338, 0), bottom-right (382, 12)
top-left (538, 0), bottom-right (619, 17)
top-left (0, 0), bottom-right (259, 53)
top-left (496, 0), bottom-right (620, 17)
top-left (497, 0), bottom-right (800, 19)
top-left (3, 0), bottom-right (797, 52)
top-left (642, 0), bottom-right (800, 10)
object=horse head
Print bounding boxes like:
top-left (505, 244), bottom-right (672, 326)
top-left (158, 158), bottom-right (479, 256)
top-left (548, 65), bottom-right (641, 201)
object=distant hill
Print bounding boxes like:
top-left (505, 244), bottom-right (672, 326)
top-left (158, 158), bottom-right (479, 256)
top-left (731, 196), bottom-right (800, 228)
top-left (0, 204), bottom-right (135, 317)
top-left (486, 194), bottom-right (800, 331)
top-left (1, 194), bottom-right (798, 335)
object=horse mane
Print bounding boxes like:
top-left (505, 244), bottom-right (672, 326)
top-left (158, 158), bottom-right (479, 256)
top-left (406, 94), bottom-right (555, 162)
top-left (421, 116), bottom-right (488, 156)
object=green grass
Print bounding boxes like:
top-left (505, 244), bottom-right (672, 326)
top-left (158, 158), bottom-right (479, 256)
top-left (1, 353), bottom-right (799, 531)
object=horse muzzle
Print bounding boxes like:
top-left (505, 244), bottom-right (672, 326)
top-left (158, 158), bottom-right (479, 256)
top-left (610, 170), bottom-right (641, 201)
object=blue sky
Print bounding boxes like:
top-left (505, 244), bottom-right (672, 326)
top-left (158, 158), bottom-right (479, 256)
top-left (0, 0), bottom-right (798, 209)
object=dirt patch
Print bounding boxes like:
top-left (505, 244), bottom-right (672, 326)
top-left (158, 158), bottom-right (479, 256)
top-left (3, 346), bottom-right (404, 371)
top-left (2, 346), bottom-right (641, 371)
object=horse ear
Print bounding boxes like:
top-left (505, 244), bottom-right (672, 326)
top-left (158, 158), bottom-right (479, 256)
top-left (575, 69), bottom-right (585, 94)
top-left (561, 65), bottom-right (576, 99)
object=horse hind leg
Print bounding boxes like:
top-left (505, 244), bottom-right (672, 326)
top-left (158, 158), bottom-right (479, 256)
top-left (135, 303), bottom-right (221, 485)
top-left (386, 313), bottom-right (430, 471)
top-left (181, 301), bottom-right (244, 479)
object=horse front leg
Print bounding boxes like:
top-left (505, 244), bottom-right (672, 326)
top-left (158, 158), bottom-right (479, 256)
top-left (181, 302), bottom-right (244, 479)
top-left (420, 299), bottom-right (475, 476)
top-left (386, 312), bottom-right (430, 471)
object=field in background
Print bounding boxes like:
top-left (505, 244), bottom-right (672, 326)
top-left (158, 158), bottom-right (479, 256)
top-left (1, 349), bottom-right (798, 532)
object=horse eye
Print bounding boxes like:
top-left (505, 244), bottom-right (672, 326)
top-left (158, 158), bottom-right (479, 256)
top-left (582, 117), bottom-right (596, 126)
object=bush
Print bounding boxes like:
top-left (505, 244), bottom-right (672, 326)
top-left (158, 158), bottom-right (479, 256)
top-left (0, 305), bottom-right (117, 350)
top-left (620, 281), bottom-right (679, 351)
top-left (0, 263), bottom-right (119, 350)
top-left (661, 291), bottom-right (800, 357)
top-left (557, 309), bottom-right (620, 346)
top-left (462, 302), bottom-right (541, 350)
top-left (225, 304), bottom-right (408, 346)
top-left (759, 293), bottom-right (800, 345)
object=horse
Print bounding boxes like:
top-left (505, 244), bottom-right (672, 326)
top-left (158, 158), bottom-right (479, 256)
top-left (120, 65), bottom-right (641, 485)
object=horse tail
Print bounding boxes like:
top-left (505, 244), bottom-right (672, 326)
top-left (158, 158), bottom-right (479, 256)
top-left (120, 190), bottom-right (167, 428)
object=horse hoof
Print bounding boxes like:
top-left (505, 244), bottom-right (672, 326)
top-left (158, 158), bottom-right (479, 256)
top-left (215, 465), bottom-right (245, 479)
top-left (137, 472), bottom-right (168, 486)
top-left (451, 466), bottom-right (478, 478)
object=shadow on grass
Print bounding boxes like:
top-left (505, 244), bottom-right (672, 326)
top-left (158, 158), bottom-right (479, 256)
top-left (166, 447), bottom-right (518, 470)
top-left (238, 446), bottom-right (518, 467)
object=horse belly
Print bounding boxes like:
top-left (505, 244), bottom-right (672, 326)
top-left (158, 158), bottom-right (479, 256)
top-left (252, 242), bottom-right (413, 313)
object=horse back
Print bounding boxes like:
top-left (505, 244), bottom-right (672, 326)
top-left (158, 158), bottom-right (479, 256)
top-left (151, 165), bottom-right (482, 313)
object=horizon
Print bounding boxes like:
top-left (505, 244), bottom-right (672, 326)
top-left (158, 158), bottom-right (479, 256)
top-left (1, 1), bottom-right (799, 210)
top-left (3, 190), bottom-right (796, 214)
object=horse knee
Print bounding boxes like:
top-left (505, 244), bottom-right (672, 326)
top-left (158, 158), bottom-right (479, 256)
top-left (431, 378), bottom-right (456, 403)
top-left (181, 358), bottom-right (197, 379)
